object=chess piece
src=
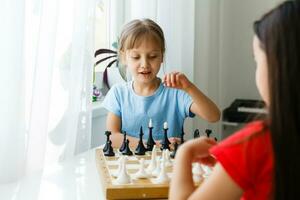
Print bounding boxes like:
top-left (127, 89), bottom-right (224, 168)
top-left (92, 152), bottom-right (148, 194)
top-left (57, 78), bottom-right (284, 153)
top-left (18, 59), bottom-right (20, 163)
top-left (161, 122), bottom-right (171, 150)
top-left (154, 158), bottom-right (170, 184)
top-left (103, 131), bottom-right (111, 152)
top-left (214, 137), bottom-right (218, 141)
top-left (116, 157), bottom-right (131, 184)
top-left (119, 131), bottom-right (127, 152)
top-left (112, 156), bottom-right (127, 178)
top-left (122, 139), bottom-right (133, 156)
top-left (104, 140), bottom-right (115, 157)
top-left (152, 157), bottom-right (162, 177)
top-left (133, 158), bottom-right (149, 179)
top-left (192, 163), bottom-right (204, 183)
top-left (202, 165), bottom-right (213, 178)
top-left (170, 142), bottom-right (178, 159)
top-left (146, 119), bottom-right (155, 151)
top-left (146, 145), bottom-right (157, 173)
top-left (180, 126), bottom-right (185, 144)
top-left (164, 149), bottom-right (172, 167)
top-left (193, 129), bottom-right (200, 138)
top-left (135, 126), bottom-right (147, 155)
top-left (205, 129), bottom-right (212, 138)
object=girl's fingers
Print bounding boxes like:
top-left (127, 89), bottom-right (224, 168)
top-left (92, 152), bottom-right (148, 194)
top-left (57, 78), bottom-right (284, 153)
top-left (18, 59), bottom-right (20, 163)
top-left (170, 73), bottom-right (175, 87)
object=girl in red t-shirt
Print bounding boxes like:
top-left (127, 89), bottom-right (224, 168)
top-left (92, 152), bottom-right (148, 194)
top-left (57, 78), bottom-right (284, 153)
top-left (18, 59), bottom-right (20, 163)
top-left (169, 1), bottom-right (300, 200)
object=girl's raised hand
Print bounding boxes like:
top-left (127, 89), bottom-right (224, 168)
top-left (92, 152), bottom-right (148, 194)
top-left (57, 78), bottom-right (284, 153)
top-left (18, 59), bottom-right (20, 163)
top-left (163, 72), bottom-right (192, 90)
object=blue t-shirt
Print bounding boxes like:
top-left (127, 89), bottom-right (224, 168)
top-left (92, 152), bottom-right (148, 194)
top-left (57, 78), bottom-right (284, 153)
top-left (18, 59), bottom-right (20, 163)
top-left (102, 80), bottom-right (195, 140)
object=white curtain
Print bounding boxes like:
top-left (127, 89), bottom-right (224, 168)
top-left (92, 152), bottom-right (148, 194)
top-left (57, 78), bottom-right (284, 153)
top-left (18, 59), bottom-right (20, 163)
top-left (0, 0), bottom-right (96, 185)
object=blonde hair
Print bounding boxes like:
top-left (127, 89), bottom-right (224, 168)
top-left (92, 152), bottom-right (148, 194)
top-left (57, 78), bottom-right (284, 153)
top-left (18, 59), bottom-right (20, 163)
top-left (118, 19), bottom-right (165, 64)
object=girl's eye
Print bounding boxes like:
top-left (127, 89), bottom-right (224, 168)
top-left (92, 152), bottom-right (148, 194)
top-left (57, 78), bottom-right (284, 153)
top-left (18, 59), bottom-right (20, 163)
top-left (131, 56), bottom-right (139, 59)
top-left (149, 55), bottom-right (157, 59)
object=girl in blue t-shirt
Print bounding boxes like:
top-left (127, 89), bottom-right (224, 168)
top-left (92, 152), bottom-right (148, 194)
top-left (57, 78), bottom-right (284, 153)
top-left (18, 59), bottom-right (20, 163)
top-left (102, 18), bottom-right (220, 148)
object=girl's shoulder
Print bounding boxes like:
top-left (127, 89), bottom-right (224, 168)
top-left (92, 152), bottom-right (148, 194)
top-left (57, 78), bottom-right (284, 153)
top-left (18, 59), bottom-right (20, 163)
top-left (109, 81), bottom-right (132, 93)
top-left (215, 120), bottom-right (269, 149)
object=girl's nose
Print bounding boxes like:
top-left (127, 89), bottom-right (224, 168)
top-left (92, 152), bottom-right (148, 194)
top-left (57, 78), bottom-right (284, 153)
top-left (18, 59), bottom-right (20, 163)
top-left (140, 57), bottom-right (149, 68)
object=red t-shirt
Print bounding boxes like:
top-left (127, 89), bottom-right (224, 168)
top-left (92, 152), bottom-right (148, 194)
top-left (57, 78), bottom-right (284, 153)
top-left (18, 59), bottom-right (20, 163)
top-left (210, 121), bottom-right (274, 200)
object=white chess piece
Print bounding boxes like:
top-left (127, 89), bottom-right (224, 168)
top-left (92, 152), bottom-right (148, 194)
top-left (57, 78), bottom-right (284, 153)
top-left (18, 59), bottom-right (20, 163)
top-left (133, 158), bottom-right (149, 179)
top-left (152, 157), bottom-right (162, 177)
top-left (115, 157), bottom-right (131, 184)
top-left (146, 145), bottom-right (157, 174)
top-left (154, 158), bottom-right (169, 184)
top-left (192, 163), bottom-right (204, 183)
top-left (164, 149), bottom-right (172, 167)
top-left (112, 156), bottom-right (126, 178)
top-left (202, 164), bottom-right (213, 178)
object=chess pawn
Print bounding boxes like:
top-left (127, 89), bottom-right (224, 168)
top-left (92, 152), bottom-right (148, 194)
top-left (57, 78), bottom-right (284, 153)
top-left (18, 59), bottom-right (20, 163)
top-left (152, 157), bottom-right (162, 177)
top-left (112, 156), bottom-right (127, 178)
top-left (135, 126), bottom-right (147, 155)
top-left (154, 158), bottom-right (170, 184)
top-left (103, 131), bottom-right (112, 152)
top-left (193, 129), bottom-right (200, 139)
top-left (163, 149), bottom-right (172, 167)
top-left (192, 163), bottom-right (204, 175)
top-left (132, 158), bottom-right (149, 179)
top-left (119, 131), bottom-right (127, 152)
top-left (205, 129), bottom-right (212, 138)
top-left (115, 157), bottom-right (131, 184)
top-left (122, 139), bottom-right (133, 156)
top-left (202, 165), bottom-right (213, 178)
top-left (104, 140), bottom-right (115, 157)
top-left (146, 145), bottom-right (157, 174)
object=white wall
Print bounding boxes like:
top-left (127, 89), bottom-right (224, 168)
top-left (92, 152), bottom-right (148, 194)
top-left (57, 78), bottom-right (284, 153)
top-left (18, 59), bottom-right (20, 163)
top-left (193, 0), bottom-right (283, 138)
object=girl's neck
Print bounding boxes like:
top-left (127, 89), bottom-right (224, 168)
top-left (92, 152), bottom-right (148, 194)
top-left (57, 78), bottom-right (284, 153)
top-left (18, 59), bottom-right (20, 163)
top-left (132, 78), bottom-right (161, 96)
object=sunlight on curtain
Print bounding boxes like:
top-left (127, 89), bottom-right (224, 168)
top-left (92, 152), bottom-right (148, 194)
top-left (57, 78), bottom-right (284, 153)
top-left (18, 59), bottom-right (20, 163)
top-left (0, 0), bottom-right (96, 184)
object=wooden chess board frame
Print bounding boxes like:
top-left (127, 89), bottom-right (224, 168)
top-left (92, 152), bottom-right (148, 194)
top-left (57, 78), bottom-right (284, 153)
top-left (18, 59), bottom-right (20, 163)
top-left (95, 148), bottom-right (172, 200)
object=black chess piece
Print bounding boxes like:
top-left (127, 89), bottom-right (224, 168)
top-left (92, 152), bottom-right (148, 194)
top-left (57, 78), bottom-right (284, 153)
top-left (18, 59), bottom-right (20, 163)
top-left (122, 139), bottom-right (133, 156)
top-left (161, 126), bottom-right (171, 150)
top-left (119, 131), bottom-right (127, 152)
top-left (135, 126), bottom-right (147, 155)
top-left (205, 129), bottom-right (212, 138)
top-left (214, 137), bottom-right (218, 141)
top-left (170, 142), bottom-right (178, 159)
top-left (104, 140), bottom-right (115, 157)
top-left (193, 129), bottom-right (200, 138)
top-left (180, 126), bottom-right (185, 144)
top-left (146, 124), bottom-right (155, 151)
top-left (103, 131), bottom-right (111, 152)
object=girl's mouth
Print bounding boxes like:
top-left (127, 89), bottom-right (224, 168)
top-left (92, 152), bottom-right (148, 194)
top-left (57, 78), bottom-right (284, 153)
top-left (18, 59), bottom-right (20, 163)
top-left (139, 71), bottom-right (151, 75)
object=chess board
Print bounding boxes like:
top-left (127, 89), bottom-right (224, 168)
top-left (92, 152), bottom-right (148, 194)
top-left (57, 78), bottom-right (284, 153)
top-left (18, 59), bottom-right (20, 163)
top-left (95, 148), bottom-right (174, 199)
top-left (95, 147), bottom-right (209, 200)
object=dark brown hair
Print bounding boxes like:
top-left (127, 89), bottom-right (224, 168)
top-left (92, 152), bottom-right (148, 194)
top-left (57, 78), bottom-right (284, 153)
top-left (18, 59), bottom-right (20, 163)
top-left (254, 1), bottom-right (300, 199)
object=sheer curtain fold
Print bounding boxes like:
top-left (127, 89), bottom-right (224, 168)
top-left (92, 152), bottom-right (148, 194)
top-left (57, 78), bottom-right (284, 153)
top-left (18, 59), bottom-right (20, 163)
top-left (0, 0), bottom-right (96, 183)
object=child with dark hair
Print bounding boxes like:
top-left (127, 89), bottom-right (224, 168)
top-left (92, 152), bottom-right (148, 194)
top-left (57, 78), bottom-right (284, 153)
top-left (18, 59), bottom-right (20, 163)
top-left (170, 1), bottom-right (300, 199)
